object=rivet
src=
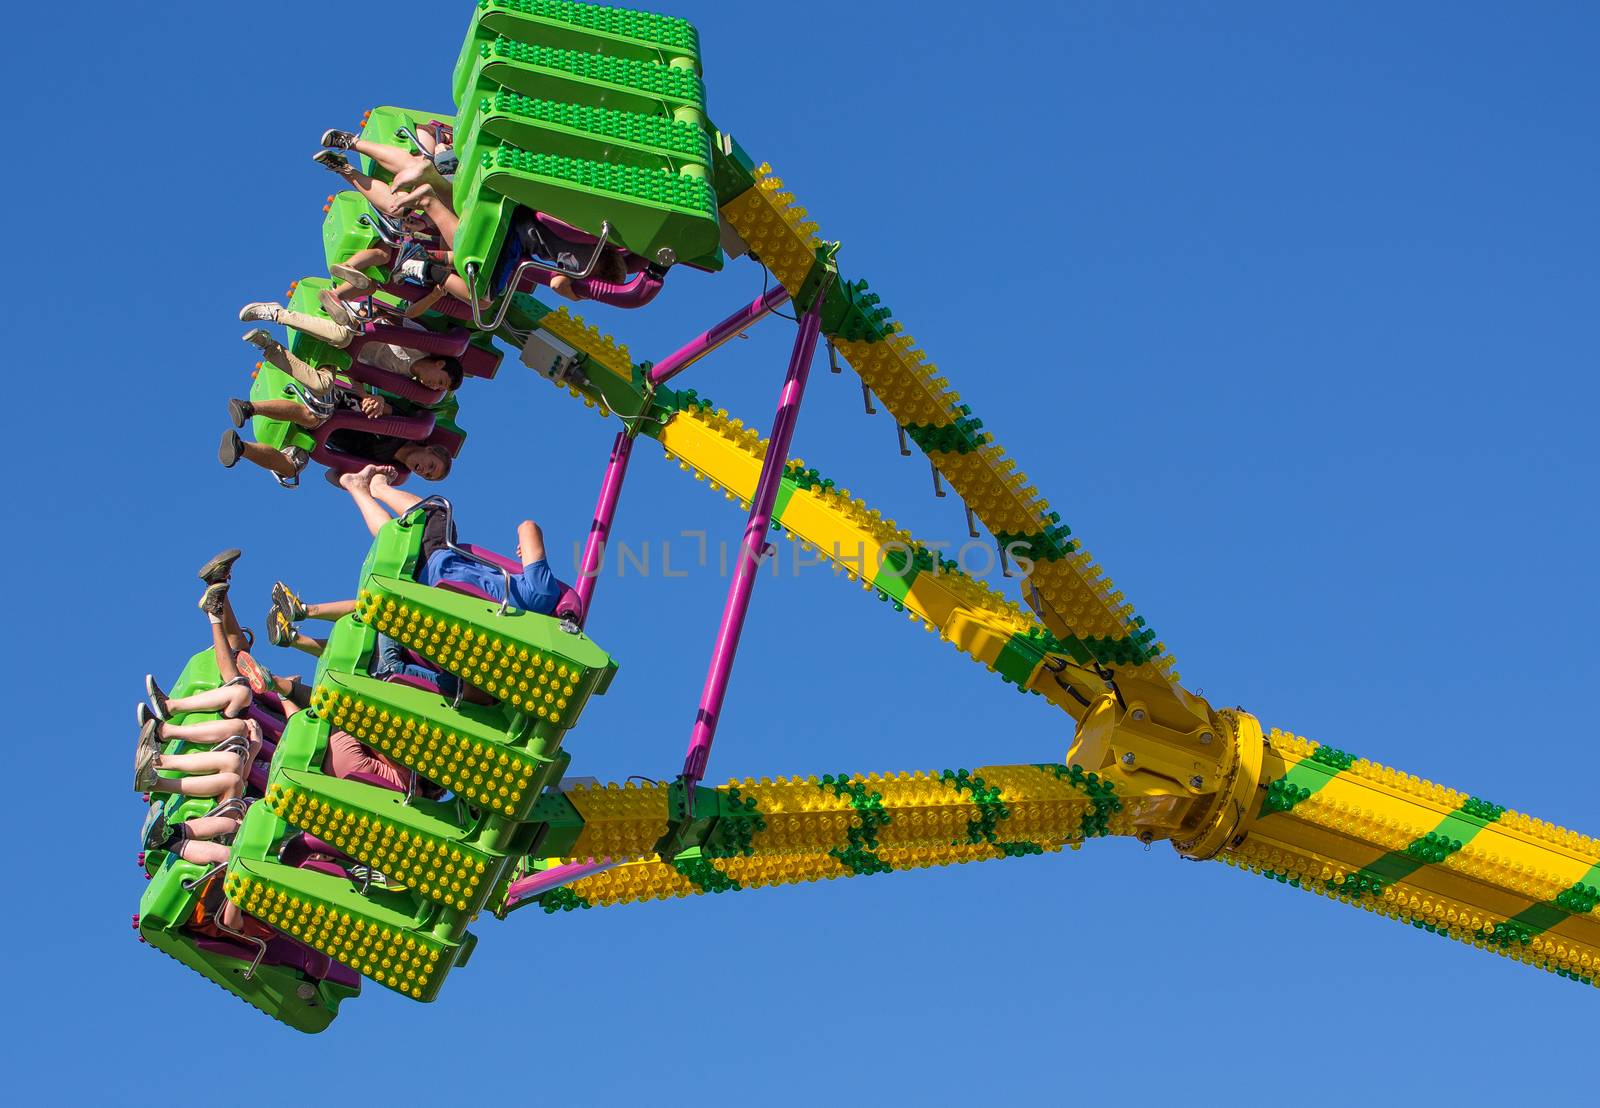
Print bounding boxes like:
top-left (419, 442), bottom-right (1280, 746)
top-left (1131, 709), bottom-right (1146, 722)
top-left (1121, 752), bottom-right (1136, 766)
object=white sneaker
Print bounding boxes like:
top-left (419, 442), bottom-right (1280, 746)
top-left (239, 302), bottom-right (282, 323)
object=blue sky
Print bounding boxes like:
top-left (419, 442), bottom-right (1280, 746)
top-left (7, 0), bottom-right (1598, 1100)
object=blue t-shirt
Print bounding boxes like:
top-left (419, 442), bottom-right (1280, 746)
top-left (420, 549), bottom-right (564, 615)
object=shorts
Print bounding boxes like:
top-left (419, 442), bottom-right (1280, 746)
top-left (325, 729), bottom-right (409, 792)
top-left (512, 558), bottom-right (563, 616)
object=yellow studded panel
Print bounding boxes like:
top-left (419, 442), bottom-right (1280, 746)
top-left (310, 685), bottom-right (539, 818)
top-left (224, 869), bottom-right (446, 999)
top-left (264, 781), bottom-right (489, 912)
top-left (354, 590), bottom-right (583, 727)
top-left (534, 306), bottom-right (634, 380)
top-left (565, 780), bottom-right (673, 861)
top-left (717, 162), bottom-right (1177, 685)
top-left (718, 163), bottom-right (820, 289)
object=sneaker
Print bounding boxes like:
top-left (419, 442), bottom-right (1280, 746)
top-left (241, 327), bottom-right (278, 353)
top-left (312, 149), bottom-right (351, 173)
top-left (134, 719), bottom-right (161, 792)
top-left (141, 805), bottom-right (180, 852)
top-left (289, 382), bottom-right (335, 419)
top-left (281, 446), bottom-right (310, 473)
top-left (320, 128), bottom-right (360, 150)
top-left (318, 288), bottom-right (356, 330)
top-left (239, 301), bottom-right (282, 323)
top-left (136, 703), bottom-right (153, 729)
top-left (235, 651), bottom-right (270, 695)
top-left (145, 675), bottom-right (170, 721)
top-left (346, 864), bottom-right (407, 892)
top-left (199, 581), bottom-right (229, 618)
top-left (266, 607), bottom-right (295, 648)
top-left (227, 398), bottom-right (254, 428)
top-left (197, 548), bottom-right (242, 584)
top-left (395, 256), bottom-right (430, 284)
top-left (219, 430), bottom-right (243, 469)
top-left (272, 580), bottom-right (309, 623)
top-left (329, 263), bottom-right (375, 292)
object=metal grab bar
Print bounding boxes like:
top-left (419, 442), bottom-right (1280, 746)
top-left (212, 912), bottom-right (269, 981)
top-left (411, 495), bottom-right (516, 616)
top-left (464, 220), bottom-right (616, 332)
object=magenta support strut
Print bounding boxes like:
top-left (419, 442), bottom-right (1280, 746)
top-left (573, 431), bottom-right (635, 619)
top-left (647, 284), bottom-right (792, 386)
top-left (679, 287), bottom-right (827, 791)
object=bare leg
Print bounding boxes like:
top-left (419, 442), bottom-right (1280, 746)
top-left (151, 768), bottom-right (244, 800)
top-left (183, 814), bottom-right (242, 840)
top-left (159, 718), bottom-right (250, 745)
top-left (340, 466), bottom-right (396, 536)
top-left (164, 683), bottom-right (251, 717)
top-left (220, 581), bottom-right (249, 655)
top-left (390, 165), bottom-right (454, 211)
top-left (368, 468), bottom-right (424, 516)
top-left (176, 839), bottom-right (231, 865)
top-left (249, 398), bottom-right (322, 429)
top-left (208, 616), bottom-right (242, 686)
top-left (305, 600), bottom-right (358, 622)
top-left (326, 154), bottom-right (399, 212)
top-left (289, 632), bottom-right (326, 657)
top-left (352, 138), bottom-right (425, 177)
top-left (241, 441), bottom-right (303, 480)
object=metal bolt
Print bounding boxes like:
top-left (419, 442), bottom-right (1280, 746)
top-left (1190, 775), bottom-right (1205, 789)
top-left (1121, 752), bottom-right (1136, 765)
top-left (1131, 709), bottom-right (1146, 722)
top-left (1199, 732), bottom-right (1213, 745)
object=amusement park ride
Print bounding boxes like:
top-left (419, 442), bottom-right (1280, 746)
top-left (134, 0), bottom-right (1599, 1032)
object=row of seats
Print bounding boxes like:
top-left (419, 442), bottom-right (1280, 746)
top-left (137, 506), bottom-right (618, 1025)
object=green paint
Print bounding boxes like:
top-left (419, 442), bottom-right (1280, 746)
top-left (1487, 861), bottom-right (1600, 949)
top-left (1329, 802), bottom-right (1502, 900)
top-left (1257, 745), bottom-right (1357, 818)
top-left (1034, 763), bottom-right (1122, 838)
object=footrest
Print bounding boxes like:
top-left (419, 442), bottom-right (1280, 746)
top-left (265, 768), bottom-right (494, 911)
top-left (225, 855), bottom-right (458, 1002)
top-left (353, 572), bottom-right (617, 721)
top-left (310, 669), bottom-right (547, 818)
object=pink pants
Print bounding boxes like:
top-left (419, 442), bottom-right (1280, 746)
top-left (325, 729), bottom-right (408, 791)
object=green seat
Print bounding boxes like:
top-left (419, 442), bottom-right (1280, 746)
top-left (448, 1), bottom-right (721, 296)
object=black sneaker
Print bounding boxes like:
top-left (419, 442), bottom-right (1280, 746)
top-left (272, 581), bottom-right (309, 623)
top-left (266, 607), bottom-right (295, 648)
top-left (219, 429), bottom-right (243, 469)
top-left (228, 398), bottom-right (253, 428)
top-left (197, 547), bottom-right (242, 584)
top-left (321, 128), bottom-right (360, 149)
top-left (145, 675), bottom-right (169, 721)
top-left (199, 582), bottom-right (230, 618)
top-left (136, 703), bottom-right (153, 729)
top-left (312, 149), bottom-right (351, 173)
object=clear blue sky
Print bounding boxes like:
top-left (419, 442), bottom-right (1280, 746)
top-left (7, 0), bottom-right (1597, 1100)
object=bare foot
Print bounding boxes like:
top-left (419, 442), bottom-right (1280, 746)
top-left (369, 465), bottom-right (401, 488)
top-left (338, 464), bottom-right (381, 492)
